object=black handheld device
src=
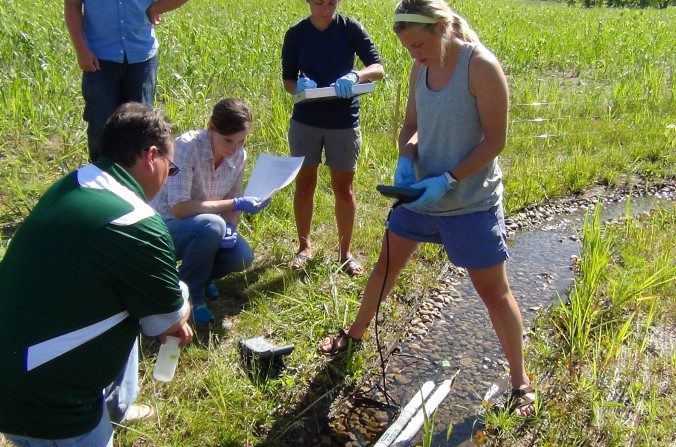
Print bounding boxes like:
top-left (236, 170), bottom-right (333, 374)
top-left (376, 184), bottom-right (423, 203)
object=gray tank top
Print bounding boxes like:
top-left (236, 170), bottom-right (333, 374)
top-left (411, 42), bottom-right (503, 216)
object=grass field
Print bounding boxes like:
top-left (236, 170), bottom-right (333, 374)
top-left (0, 0), bottom-right (674, 445)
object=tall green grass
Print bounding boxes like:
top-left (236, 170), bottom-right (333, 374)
top-left (1, 0), bottom-right (674, 224)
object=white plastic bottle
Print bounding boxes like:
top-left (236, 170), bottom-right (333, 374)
top-left (153, 336), bottom-right (180, 382)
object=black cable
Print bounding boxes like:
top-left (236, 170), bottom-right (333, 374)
top-left (373, 201), bottom-right (402, 406)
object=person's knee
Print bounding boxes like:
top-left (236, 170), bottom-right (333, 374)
top-left (332, 183), bottom-right (355, 202)
top-left (195, 214), bottom-right (227, 244)
top-left (223, 243), bottom-right (254, 274)
top-left (478, 289), bottom-right (512, 308)
top-left (295, 179), bottom-right (317, 198)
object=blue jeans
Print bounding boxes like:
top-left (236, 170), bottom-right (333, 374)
top-left (82, 56), bottom-right (158, 161)
top-left (103, 338), bottom-right (139, 424)
top-left (3, 404), bottom-right (113, 447)
top-left (165, 214), bottom-right (254, 306)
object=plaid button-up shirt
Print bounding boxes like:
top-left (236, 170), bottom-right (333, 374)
top-left (151, 129), bottom-right (246, 220)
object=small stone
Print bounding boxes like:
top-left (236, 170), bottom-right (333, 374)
top-left (374, 410), bottom-right (389, 423)
top-left (460, 357), bottom-right (473, 367)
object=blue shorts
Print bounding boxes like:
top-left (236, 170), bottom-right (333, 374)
top-left (387, 204), bottom-right (509, 269)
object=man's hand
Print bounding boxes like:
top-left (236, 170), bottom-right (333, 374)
top-left (76, 47), bottom-right (100, 72)
top-left (160, 321), bottom-right (193, 347)
top-left (233, 196), bottom-right (271, 214)
top-left (146, 3), bottom-right (161, 24)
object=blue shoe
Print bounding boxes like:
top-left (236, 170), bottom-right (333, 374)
top-left (205, 282), bottom-right (220, 300)
top-left (192, 304), bottom-right (214, 324)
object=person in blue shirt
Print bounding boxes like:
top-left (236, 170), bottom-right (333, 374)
top-left (282, 0), bottom-right (384, 276)
top-left (64, 0), bottom-right (190, 161)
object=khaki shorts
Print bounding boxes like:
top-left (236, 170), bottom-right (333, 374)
top-left (288, 119), bottom-right (361, 172)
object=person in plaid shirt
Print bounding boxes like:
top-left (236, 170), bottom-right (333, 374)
top-left (151, 98), bottom-right (270, 324)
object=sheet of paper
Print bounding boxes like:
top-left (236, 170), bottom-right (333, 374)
top-left (243, 153), bottom-right (305, 200)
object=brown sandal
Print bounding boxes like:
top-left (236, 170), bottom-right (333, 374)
top-left (506, 385), bottom-right (536, 416)
top-left (319, 328), bottom-right (362, 355)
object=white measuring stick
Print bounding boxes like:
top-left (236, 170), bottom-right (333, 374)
top-left (393, 371), bottom-right (459, 446)
top-left (373, 381), bottom-right (436, 447)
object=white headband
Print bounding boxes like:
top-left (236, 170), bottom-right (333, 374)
top-left (394, 13), bottom-right (438, 24)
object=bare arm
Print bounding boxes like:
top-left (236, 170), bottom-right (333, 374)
top-left (283, 79), bottom-right (297, 95)
top-left (397, 62), bottom-right (422, 159)
top-left (451, 48), bottom-right (508, 180)
top-left (146, 0), bottom-right (190, 24)
top-left (352, 63), bottom-right (385, 83)
top-left (170, 198), bottom-right (237, 220)
top-left (64, 0), bottom-right (99, 72)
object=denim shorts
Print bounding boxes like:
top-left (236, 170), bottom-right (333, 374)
top-left (288, 119), bottom-right (361, 172)
top-left (388, 204), bottom-right (509, 269)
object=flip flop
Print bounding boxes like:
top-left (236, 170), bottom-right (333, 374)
top-left (338, 256), bottom-right (364, 277)
top-left (319, 328), bottom-right (362, 355)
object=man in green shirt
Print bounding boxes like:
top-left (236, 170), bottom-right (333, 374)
top-left (0, 103), bottom-right (193, 446)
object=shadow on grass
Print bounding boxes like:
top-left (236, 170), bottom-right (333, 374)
top-left (256, 352), bottom-right (359, 447)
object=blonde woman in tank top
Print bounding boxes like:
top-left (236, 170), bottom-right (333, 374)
top-left (320, 0), bottom-right (535, 417)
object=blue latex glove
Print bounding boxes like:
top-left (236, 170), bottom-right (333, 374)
top-left (394, 156), bottom-right (416, 187)
top-left (295, 75), bottom-right (317, 93)
top-left (233, 196), bottom-right (271, 214)
top-left (333, 71), bottom-right (358, 98)
top-left (407, 174), bottom-right (456, 210)
top-left (220, 223), bottom-right (238, 249)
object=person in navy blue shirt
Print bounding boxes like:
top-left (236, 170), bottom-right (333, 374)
top-left (64, 0), bottom-right (190, 161)
top-left (282, 0), bottom-right (384, 276)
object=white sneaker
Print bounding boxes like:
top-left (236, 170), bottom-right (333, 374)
top-left (124, 404), bottom-right (155, 421)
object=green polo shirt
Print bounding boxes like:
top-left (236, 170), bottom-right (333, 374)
top-left (0, 158), bottom-right (186, 439)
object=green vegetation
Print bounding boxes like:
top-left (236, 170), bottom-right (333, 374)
top-left (484, 203), bottom-right (675, 446)
top-left (565, 0), bottom-right (672, 8)
top-left (0, 0), bottom-right (674, 445)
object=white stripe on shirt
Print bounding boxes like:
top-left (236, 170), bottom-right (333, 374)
top-left (26, 311), bottom-right (130, 371)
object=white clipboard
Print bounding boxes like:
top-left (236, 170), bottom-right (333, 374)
top-left (292, 82), bottom-right (375, 104)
